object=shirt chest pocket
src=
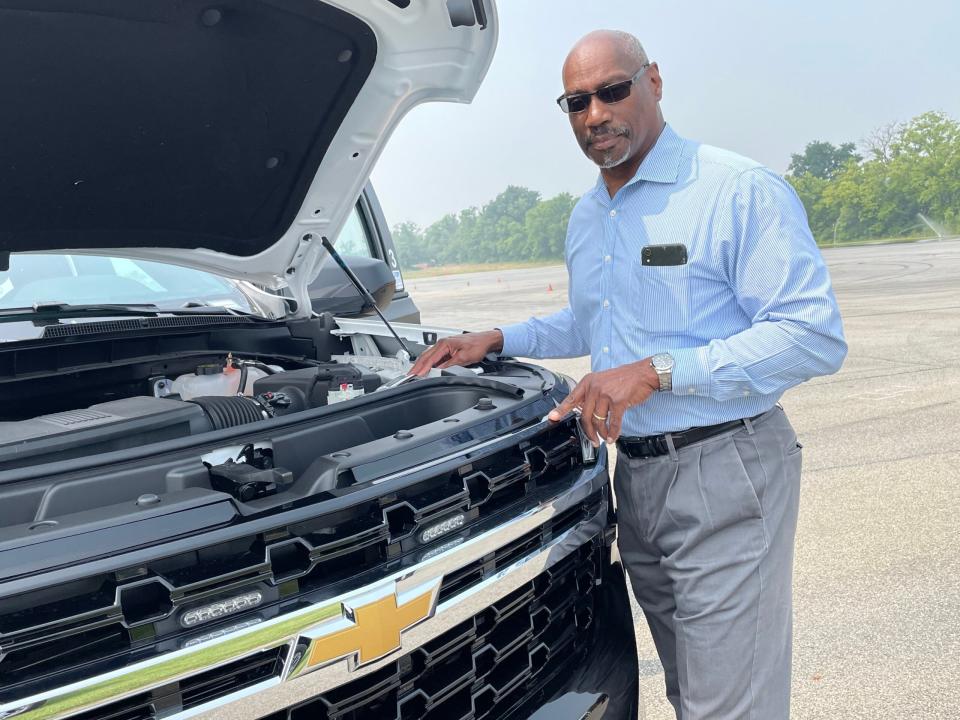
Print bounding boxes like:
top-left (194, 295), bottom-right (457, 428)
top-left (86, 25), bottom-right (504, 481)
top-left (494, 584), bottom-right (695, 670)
top-left (629, 259), bottom-right (691, 335)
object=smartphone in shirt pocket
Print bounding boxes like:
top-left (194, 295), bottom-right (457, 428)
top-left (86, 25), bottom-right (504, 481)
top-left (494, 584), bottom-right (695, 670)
top-left (632, 244), bottom-right (690, 334)
top-left (641, 244), bottom-right (688, 267)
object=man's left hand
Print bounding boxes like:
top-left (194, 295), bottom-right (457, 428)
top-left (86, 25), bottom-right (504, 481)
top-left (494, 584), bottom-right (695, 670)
top-left (548, 360), bottom-right (660, 445)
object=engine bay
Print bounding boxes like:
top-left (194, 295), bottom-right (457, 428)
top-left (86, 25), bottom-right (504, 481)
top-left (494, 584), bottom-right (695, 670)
top-left (0, 352), bottom-right (433, 472)
top-left (0, 315), bottom-right (562, 535)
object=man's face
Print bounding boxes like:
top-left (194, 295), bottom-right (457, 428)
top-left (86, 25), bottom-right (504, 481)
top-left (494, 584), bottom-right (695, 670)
top-left (561, 43), bottom-right (662, 170)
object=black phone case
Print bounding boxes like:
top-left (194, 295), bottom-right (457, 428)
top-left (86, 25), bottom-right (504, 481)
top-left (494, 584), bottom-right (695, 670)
top-left (641, 244), bottom-right (688, 266)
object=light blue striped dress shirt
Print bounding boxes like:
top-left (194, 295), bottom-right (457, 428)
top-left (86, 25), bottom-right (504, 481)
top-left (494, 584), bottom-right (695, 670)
top-left (499, 124), bottom-right (847, 436)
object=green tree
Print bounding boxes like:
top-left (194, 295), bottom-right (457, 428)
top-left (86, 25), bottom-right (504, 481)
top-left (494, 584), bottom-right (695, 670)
top-left (788, 140), bottom-right (862, 180)
top-left (390, 221), bottom-right (425, 265)
top-left (473, 186), bottom-right (541, 261)
top-left (787, 172), bottom-right (833, 239)
top-left (790, 111), bottom-right (960, 243)
top-left (888, 111), bottom-right (960, 231)
top-left (523, 193), bottom-right (577, 260)
top-left (422, 213), bottom-right (460, 265)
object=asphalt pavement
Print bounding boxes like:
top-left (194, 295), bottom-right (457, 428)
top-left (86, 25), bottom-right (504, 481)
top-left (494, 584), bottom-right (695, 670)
top-left (411, 239), bottom-right (960, 720)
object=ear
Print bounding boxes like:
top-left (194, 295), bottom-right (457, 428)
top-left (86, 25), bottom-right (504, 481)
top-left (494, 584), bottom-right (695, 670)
top-left (648, 63), bottom-right (663, 101)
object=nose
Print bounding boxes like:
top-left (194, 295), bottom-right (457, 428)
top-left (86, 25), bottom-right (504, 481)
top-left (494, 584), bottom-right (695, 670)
top-left (583, 94), bottom-right (611, 129)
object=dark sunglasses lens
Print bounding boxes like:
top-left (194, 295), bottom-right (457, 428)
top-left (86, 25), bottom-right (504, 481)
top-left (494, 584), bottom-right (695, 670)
top-left (563, 94), bottom-right (589, 113)
top-left (597, 81), bottom-right (632, 104)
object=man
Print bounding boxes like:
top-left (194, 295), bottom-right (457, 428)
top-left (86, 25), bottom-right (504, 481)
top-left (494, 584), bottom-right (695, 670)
top-left (411, 30), bottom-right (846, 719)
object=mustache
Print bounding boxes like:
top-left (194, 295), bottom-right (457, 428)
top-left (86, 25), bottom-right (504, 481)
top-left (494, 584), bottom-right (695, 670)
top-left (585, 125), bottom-right (630, 146)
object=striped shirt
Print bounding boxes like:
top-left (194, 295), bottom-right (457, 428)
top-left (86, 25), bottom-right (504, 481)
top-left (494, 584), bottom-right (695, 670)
top-left (499, 124), bottom-right (847, 436)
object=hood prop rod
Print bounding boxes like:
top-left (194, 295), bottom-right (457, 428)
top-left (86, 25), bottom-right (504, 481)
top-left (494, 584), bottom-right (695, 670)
top-left (320, 236), bottom-right (412, 357)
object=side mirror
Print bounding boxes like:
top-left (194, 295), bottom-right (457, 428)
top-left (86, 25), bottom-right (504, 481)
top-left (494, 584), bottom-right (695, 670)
top-left (307, 256), bottom-right (396, 316)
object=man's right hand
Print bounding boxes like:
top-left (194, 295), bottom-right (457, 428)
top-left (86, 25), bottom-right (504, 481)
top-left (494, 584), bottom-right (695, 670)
top-left (410, 329), bottom-right (504, 377)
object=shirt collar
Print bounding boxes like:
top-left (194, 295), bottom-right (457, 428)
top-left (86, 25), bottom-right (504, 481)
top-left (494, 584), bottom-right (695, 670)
top-left (591, 123), bottom-right (685, 200)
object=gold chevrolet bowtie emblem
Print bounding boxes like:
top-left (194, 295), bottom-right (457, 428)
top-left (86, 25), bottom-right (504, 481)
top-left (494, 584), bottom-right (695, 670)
top-left (304, 581), bottom-right (439, 669)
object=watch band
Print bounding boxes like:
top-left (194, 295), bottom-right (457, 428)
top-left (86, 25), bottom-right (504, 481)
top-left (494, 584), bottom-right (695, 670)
top-left (651, 356), bottom-right (673, 392)
top-left (656, 366), bottom-right (672, 392)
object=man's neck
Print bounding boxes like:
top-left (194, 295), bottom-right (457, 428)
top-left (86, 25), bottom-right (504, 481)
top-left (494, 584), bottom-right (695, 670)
top-left (601, 120), bottom-right (666, 199)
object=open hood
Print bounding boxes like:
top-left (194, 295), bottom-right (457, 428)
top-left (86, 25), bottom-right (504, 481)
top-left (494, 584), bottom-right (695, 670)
top-left (0, 0), bottom-right (497, 317)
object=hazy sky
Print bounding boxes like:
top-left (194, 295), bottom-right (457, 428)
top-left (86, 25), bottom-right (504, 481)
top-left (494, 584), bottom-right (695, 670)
top-left (370, 0), bottom-right (960, 229)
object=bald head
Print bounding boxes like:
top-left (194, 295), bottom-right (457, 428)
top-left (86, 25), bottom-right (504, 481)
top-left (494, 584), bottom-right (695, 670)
top-left (563, 30), bottom-right (649, 79)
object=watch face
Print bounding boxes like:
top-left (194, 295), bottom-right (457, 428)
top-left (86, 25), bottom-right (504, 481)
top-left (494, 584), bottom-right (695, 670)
top-left (652, 353), bottom-right (674, 370)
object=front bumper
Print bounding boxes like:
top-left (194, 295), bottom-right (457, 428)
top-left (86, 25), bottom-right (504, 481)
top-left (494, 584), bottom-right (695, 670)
top-left (1, 454), bottom-right (637, 720)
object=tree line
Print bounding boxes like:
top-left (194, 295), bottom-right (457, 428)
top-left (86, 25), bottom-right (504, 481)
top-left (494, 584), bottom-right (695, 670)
top-left (787, 111), bottom-right (959, 243)
top-left (391, 111), bottom-right (959, 266)
top-left (391, 186), bottom-right (578, 266)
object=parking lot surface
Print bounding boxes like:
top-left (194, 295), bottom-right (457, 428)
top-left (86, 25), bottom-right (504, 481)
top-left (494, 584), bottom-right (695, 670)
top-left (411, 240), bottom-right (960, 719)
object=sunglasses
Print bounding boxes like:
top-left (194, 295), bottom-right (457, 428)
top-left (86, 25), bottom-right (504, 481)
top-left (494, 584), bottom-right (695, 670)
top-left (556, 63), bottom-right (651, 114)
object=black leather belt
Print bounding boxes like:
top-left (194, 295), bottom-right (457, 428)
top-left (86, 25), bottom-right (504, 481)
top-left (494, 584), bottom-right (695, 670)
top-left (616, 413), bottom-right (765, 459)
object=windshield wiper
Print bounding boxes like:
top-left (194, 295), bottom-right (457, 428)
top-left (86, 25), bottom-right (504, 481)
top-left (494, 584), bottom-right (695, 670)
top-left (178, 300), bottom-right (261, 316)
top-left (0, 301), bottom-right (254, 323)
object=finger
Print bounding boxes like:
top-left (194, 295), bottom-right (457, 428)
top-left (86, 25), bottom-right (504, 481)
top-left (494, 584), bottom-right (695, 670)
top-left (410, 356), bottom-right (435, 377)
top-left (409, 345), bottom-right (436, 375)
top-left (436, 349), bottom-right (465, 369)
top-left (579, 383), bottom-right (602, 447)
top-left (411, 344), bottom-right (450, 376)
top-left (606, 403), bottom-right (626, 444)
top-left (591, 397), bottom-right (611, 442)
top-left (548, 382), bottom-right (584, 422)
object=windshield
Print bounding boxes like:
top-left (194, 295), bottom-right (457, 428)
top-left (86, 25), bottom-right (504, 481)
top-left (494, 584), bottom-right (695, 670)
top-left (0, 254), bottom-right (254, 312)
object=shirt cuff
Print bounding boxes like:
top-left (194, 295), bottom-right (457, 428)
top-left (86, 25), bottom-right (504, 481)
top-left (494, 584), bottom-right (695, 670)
top-left (669, 346), bottom-right (712, 397)
top-left (497, 323), bottom-right (534, 358)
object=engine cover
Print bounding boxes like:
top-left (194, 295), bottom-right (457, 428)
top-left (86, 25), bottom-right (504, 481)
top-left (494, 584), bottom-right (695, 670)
top-left (0, 398), bottom-right (211, 471)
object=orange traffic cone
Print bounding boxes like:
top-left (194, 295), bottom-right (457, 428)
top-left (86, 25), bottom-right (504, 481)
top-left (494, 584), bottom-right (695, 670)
top-left (547, 283), bottom-right (553, 292)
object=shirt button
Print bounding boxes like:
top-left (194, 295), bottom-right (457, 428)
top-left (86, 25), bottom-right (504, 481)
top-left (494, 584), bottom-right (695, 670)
top-left (602, 346), bottom-right (610, 354)
top-left (688, 387), bottom-right (696, 395)
top-left (604, 255), bottom-right (612, 263)
top-left (602, 299), bottom-right (610, 309)
top-left (609, 209), bottom-right (617, 218)
top-left (743, 389), bottom-right (751, 397)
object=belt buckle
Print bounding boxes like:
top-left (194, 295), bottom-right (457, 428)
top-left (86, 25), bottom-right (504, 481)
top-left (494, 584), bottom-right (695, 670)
top-left (622, 436), bottom-right (662, 459)
top-left (638, 438), bottom-right (656, 459)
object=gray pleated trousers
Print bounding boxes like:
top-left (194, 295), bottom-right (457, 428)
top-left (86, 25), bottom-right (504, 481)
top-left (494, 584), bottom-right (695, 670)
top-left (614, 406), bottom-right (802, 720)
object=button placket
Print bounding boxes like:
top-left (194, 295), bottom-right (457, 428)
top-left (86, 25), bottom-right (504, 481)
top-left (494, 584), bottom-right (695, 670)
top-left (599, 203), bottom-right (618, 369)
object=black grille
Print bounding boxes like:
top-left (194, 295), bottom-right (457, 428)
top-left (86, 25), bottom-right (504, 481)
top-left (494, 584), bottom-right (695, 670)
top-left (437, 490), bottom-right (602, 604)
top-left (71, 692), bottom-right (154, 720)
top-left (264, 539), bottom-right (601, 720)
top-left (0, 421), bottom-right (590, 702)
top-left (67, 646), bottom-right (287, 720)
top-left (181, 648), bottom-right (287, 710)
